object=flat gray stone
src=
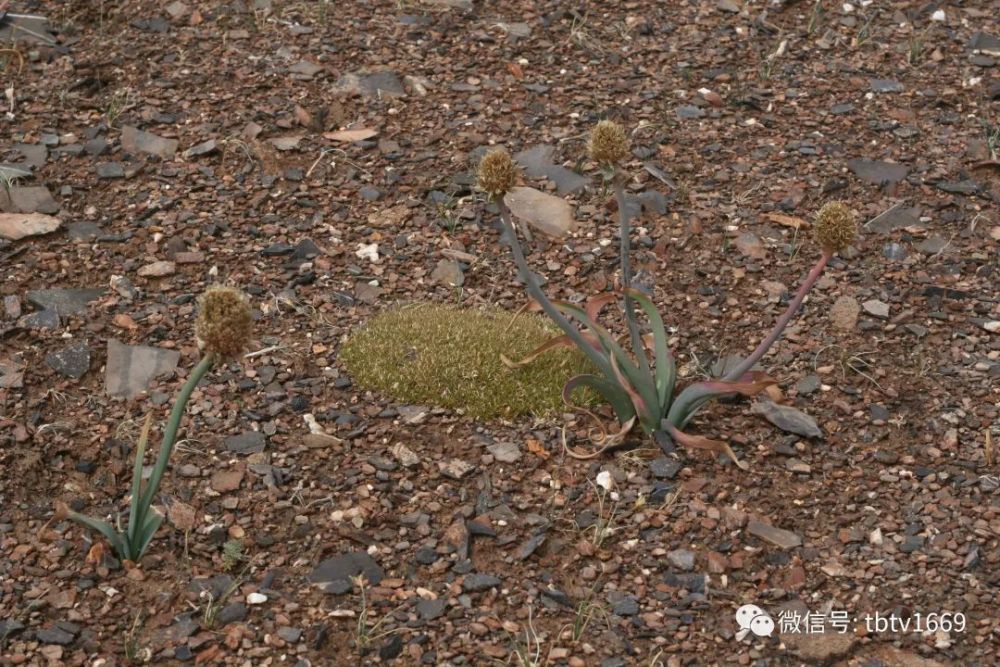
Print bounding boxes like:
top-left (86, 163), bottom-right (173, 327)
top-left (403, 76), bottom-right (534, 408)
top-left (847, 159), bottom-right (908, 185)
top-left (96, 162), bottom-right (125, 179)
top-left (416, 598), bottom-right (445, 620)
top-left (26, 288), bottom-right (104, 316)
top-left (104, 339), bottom-right (180, 398)
top-left (309, 552), bottom-right (383, 591)
top-left (969, 32), bottom-right (1000, 53)
top-left (461, 573), bottom-right (500, 592)
top-left (224, 431), bottom-right (266, 455)
top-left (751, 400), bottom-right (823, 439)
top-left (870, 78), bottom-right (904, 92)
top-left (865, 204), bottom-right (922, 234)
top-left (666, 549), bottom-right (696, 571)
top-left (289, 60), bottom-right (323, 79)
top-left (19, 309), bottom-right (59, 329)
top-left (430, 259), bottom-right (464, 287)
top-left (862, 299), bottom-right (890, 319)
top-left (45, 341), bottom-right (90, 379)
top-left (184, 139), bottom-right (218, 158)
top-left (121, 125), bottom-right (178, 160)
top-left (2, 186), bottom-right (59, 214)
top-left (67, 221), bottom-right (103, 241)
top-left (747, 520), bottom-right (802, 549)
top-left (917, 236), bottom-right (948, 255)
top-left (676, 105), bottom-right (705, 120)
top-left (486, 441), bottom-right (521, 463)
top-left (334, 70), bottom-right (406, 98)
top-left (14, 143), bottom-right (47, 169)
top-left (513, 145), bottom-right (589, 195)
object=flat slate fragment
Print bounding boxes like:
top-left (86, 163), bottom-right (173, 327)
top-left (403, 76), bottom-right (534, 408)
top-left (309, 552), bottom-right (383, 590)
top-left (105, 339), bottom-right (180, 398)
top-left (747, 520), bottom-right (802, 549)
top-left (224, 431), bottom-right (266, 454)
top-left (26, 288), bottom-right (104, 316)
top-left (847, 158), bottom-right (908, 185)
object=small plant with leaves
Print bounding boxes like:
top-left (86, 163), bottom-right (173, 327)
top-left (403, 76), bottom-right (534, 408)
top-left (480, 124), bottom-right (857, 467)
top-left (55, 286), bottom-right (253, 562)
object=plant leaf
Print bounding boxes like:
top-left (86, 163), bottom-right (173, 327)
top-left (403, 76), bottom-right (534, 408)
top-left (624, 288), bottom-right (676, 416)
top-left (64, 510), bottom-right (128, 560)
top-left (583, 292), bottom-right (617, 322)
top-left (666, 372), bottom-right (776, 428)
top-left (551, 299), bottom-right (659, 424)
top-left (127, 413), bottom-right (154, 548)
top-left (500, 332), bottom-right (602, 369)
top-left (663, 422), bottom-right (748, 470)
top-left (610, 352), bottom-right (651, 423)
top-left (134, 511), bottom-right (164, 560)
top-left (562, 374), bottom-right (635, 425)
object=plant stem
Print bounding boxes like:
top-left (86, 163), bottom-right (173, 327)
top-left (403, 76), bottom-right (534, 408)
top-left (612, 175), bottom-right (650, 376)
top-left (724, 250), bottom-right (832, 381)
top-left (130, 353), bottom-right (216, 536)
top-left (496, 199), bottom-right (613, 377)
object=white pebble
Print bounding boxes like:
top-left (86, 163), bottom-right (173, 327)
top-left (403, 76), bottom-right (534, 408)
top-left (247, 592), bottom-right (268, 605)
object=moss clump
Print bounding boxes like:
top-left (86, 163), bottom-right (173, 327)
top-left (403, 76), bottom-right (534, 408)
top-left (340, 304), bottom-right (593, 420)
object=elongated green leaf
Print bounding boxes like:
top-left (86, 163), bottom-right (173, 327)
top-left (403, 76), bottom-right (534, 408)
top-left (126, 413), bottom-right (154, 549)
top-left (500, 331), bottom-right (602, 369)
top-left (552, 300), bottom-right (659, 423)
top-left (624, 288), bottom-right (676, 417)
top-left (562, 374), bottom-right (635, 425)
top-left (133, 511), bottom-right (164, 560)
top-left (666, 372), bottom-right (776, 428)
top-left (663, 422), bottom-right (748, 470)
top-left (65, 510), bottom-right (128, 559)
top-left (609, 352), bottom-right (651, 427)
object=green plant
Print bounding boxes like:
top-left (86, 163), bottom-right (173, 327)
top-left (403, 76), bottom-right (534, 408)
top-left (479, 127), bottom-right (857, 468)
top-left (200, 574), bottom-right (244, 629)
top-left (351, 576), bottom-right (404, 652)
top-left (221, 539), bottom-right (246, 571)
top-left (123, 611), bottom-right (150, 664)
top-left (104, 87), bottom-right (132, 128)
top-left (562, 584), bottom-right (611, 643)
top-left (55, 286), bottom-right (253, 562)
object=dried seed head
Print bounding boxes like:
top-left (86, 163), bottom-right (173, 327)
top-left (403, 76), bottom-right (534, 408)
top-left (814, 201), bottom-right (856, 254)
top-left (476, 148), bottom-right (517, 198)
top-left (588, 120), bottom-right (630, 166)
top-left (195, 285), bottom-right (253, 360)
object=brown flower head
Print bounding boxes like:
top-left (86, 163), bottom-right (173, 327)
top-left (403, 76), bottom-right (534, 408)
top-left (476, 148), bottom-right (517, 198)
top-left (588, 120), bottom-right (630, 167)
top-left (195, 285), bottom-right (253, 360)
top-left (814, 201), bottom-right (856, 254)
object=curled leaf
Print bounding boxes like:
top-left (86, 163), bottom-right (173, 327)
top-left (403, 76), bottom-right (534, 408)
top-left (663, 422), bottom-right (748, 470)
top-left (500, 332), bottom-right (601, 369)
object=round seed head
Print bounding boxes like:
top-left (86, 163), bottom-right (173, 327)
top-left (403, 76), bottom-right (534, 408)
top-left (476, 148), bottom-right (517, 198)
top-left (588, 120), bottom-right (630, 166)
top-left (195, 285), bottom-right (253, 360)
top-left (814, 201), bottom-right (856, 254)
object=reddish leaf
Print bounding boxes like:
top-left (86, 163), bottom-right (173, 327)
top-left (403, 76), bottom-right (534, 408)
top-left (664, 423), bottom-right (748, 470)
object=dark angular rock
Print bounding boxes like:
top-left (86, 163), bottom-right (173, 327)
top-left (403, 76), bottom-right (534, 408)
top-left (847, 159), bottom-right (908, 185)
top-left (649, 458), bottom-right (681, 479)
top-left (461, 573), bottom-right (500, 592)
top-left (45, 341), bottom-right (91, 379)
top-left (217, 603), bottom-right (248, 625)
top-left (309, 552), bottom-right (383, 591)
top-left (26, 288), bottom-right (104, 316)
top-left (417, 598), bottom-right (445, 620)
top-left (224, 431), bottom-right (266, 455)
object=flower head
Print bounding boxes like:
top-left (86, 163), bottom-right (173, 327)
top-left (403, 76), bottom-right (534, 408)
top-left (476, 148), bottom-right (517, 198)
top-left (588, 120), bottom-right (630, 167)
top-left (814, 201), bottom-right (856, 254)
top-left (195, 285), bottom-right (253, 360)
